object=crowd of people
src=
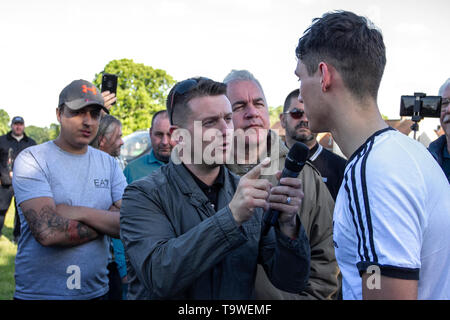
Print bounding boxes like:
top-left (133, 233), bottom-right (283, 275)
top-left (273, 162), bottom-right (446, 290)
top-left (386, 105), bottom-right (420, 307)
top-left (0, 10), bottom-right (449, 300)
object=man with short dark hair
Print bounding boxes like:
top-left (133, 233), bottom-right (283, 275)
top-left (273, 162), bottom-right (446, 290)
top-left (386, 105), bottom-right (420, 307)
top-left (280, 88), bottom-right (346, 200)
top-left (224, 69), bottom-right (338, 300)
top-left (0, 116), bottom-right (36, 239)
top-left (12, 79), bottom-right (127, 299)
top-left (428, 78), bottom-right (450, 182)
top-left (120, 77), bottom-right (310, 299)
top-left (123, 110), bottom-right (172, 183)
top-left (295, 10), bottom-right (450, 299)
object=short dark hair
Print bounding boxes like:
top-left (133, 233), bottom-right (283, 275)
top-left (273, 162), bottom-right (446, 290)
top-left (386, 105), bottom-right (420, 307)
top-left (166, 77), bottom-right (227, 126)
top-left (283, 89), bottom-right (300, 113)
top-left (296, 10), bottom-right (386, 101)
top-left (151, 110), bottom-right (168, 128)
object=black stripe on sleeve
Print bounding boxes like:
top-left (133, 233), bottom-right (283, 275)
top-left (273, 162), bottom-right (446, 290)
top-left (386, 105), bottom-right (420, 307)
top-left (351, 145), bottom-right (370, 261)
top-left (360, 139), bottom-right (378, 263)
top-left (357, 262), bottom-right (420, 280)
top-left (344, 164), bottom-right (364, 262)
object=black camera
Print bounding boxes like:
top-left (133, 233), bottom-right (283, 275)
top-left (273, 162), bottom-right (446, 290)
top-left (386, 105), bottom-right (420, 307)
top-left (400, 92), bottom-right (442, 139)
top-left (400, 93), bottom-right (442, 118)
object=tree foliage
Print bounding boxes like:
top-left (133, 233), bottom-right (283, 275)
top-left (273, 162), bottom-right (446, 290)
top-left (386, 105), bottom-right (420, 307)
top-left (0, 109), bottom-right (10, 135)
top-left (25, 126), bottom-right (49, 144)
top-left (93, 59), bottom-right (175, 136)
top-left (48, 123), bottom-right (60, 140)
top-left (269, 105), bottom-right (283, 127)
top-left (25, 123), bottom-right (60, 144)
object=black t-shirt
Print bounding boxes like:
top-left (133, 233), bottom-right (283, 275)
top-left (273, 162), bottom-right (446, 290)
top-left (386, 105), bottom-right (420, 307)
top-left (308, 143), bottom-right (347, 201)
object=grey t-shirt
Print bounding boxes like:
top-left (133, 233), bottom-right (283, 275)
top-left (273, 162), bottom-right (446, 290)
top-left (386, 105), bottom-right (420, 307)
top-left (12, 141), bottom-right (127, 300)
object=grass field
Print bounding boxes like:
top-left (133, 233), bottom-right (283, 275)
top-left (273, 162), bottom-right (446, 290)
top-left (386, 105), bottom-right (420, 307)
top-left (0, 201), bottom-right (17, 300)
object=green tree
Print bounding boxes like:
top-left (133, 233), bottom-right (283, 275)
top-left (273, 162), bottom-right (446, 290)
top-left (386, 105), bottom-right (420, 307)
top-left (0, 109), bottom-right (10, 135)
top-left (93, 59), bottom-right (175, 136)
top-left (269, 105), bottom-right (283, 126)
top-left (25, 125), bottom-right (50, 144)
top-left (48, 123), bottom-right (60, 140)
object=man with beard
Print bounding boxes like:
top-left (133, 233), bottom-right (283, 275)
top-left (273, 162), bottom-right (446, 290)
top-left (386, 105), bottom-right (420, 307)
top-left (120, 77), bottom-right (310, 299)
top-left (280, 89), bottom-right (346, 200)
top-left (123, 110), bottom-right (172, 183)
top-left (224, 70), bottom-right (338, 300)
top-left (428, 78), bottom-right (450, 182)
top-left (90, 115), bottom-right (124, 162)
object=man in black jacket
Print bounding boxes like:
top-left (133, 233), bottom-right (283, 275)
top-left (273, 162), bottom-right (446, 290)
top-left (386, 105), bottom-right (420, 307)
top-left (0, 116), bottom-right (36, 239)
top-left (120, 77), bottom-right (310, 299)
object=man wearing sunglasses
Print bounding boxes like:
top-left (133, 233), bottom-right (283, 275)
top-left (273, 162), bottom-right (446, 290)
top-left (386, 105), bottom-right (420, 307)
top-left (12, 79), bottom-right (127, 300)
top-left (280, 89), bottom-right (346, 200)
top-left (224, 70), bottom-right (338, 300)
top-left (428, 78), bottom-right (450, 182)
top-left (120, 77), bottom-right (310, 299)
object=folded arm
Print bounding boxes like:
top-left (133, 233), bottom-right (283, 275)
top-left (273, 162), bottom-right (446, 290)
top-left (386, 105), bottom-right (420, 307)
top-left (20, 197), bottom-right (99, 247)
top-left (55, 200), bottom-right (121, 238)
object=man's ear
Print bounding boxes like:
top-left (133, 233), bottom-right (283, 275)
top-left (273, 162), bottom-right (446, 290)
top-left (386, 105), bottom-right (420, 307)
top-left (99, 136), bottom-right (107, 149)
top-left (318, 62), bottom-right (332, 92)
top-left (279, 113), bottom-right (286, 129)
top-left (56, 108), bottom-right (62, 124)
top-left (169, 125), bottom-right (180, 147)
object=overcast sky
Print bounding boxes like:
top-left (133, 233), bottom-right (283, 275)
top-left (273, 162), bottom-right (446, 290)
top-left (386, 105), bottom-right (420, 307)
top-left (0, 0), bottom-right (448, 132)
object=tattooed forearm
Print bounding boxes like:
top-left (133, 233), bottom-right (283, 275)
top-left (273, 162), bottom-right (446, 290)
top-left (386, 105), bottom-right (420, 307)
top-left (23, 205), bottom-right (98, 246)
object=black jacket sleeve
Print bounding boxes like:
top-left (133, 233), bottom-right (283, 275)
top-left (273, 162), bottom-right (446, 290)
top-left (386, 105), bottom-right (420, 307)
top-left (258, 216), bottom-right (311, 293)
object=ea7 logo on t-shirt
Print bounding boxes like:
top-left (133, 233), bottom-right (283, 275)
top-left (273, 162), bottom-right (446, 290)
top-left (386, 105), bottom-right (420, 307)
top-left (94, 178), bottom-right (109, 189)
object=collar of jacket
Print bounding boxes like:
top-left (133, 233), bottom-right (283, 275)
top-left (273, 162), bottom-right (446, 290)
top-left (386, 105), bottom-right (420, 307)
top-left (7, 131), bottom-right (29, 142)
top-left (227, 129), bottom-right (288, 175)
top-left (167, 153), bottom-right (236, 208)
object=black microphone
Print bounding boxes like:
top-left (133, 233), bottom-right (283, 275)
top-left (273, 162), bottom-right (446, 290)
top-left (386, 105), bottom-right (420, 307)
top-left (262, 142), bottom-right (309, 236)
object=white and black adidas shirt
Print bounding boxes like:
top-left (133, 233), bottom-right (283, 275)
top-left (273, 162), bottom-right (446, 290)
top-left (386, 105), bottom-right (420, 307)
top-left (333, 127), bottom-right (450, 300)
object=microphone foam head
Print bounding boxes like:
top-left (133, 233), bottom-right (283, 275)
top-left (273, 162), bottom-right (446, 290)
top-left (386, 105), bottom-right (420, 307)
top-left (285, 142), bottom-right (309, 172)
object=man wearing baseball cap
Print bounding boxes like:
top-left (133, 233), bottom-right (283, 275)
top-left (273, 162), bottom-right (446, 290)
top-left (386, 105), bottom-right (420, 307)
top-left (0, 116), bottom-right (36, 240)
top-left (12, 79), bottom-right (127, 300)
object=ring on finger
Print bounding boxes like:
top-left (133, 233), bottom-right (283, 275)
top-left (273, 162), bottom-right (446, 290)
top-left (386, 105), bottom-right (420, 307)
top-left (286, 196), bottom-right (292, 205)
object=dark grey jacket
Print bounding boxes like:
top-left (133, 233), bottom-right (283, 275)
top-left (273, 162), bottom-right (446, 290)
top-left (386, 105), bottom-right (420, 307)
top-left (120, 161), bottom-right (310, 300)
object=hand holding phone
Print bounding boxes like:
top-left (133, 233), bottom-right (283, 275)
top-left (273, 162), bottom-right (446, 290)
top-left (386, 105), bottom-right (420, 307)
top-left (101, 73), bottom-right (118, 105)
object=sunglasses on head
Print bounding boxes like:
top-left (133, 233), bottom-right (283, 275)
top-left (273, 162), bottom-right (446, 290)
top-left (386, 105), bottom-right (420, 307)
top-left (169, 77), bottom-right (211, 123)
top-left (283, 109), bottom-right (305, 119)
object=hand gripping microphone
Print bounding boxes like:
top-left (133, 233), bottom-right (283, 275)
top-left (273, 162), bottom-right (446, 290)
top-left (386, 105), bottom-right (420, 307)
top-left (262, 141), bottom-right (309, 236)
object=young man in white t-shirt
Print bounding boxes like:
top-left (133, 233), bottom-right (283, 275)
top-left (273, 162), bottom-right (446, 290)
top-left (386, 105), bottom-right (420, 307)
top-left (294, 11), bottom-right (450, 299)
